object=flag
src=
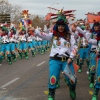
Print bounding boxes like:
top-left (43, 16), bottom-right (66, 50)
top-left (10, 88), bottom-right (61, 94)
top-left (87, 13), bottom-right (100, 23)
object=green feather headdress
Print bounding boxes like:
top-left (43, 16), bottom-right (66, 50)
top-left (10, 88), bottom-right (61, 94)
top-left (57, 9), bottom-right (67, 23)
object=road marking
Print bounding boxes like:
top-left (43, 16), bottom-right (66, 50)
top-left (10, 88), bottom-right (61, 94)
top-left (36, 61), bottom-right (46, 66)
top-left (1, 78), bottom-right (20, 88)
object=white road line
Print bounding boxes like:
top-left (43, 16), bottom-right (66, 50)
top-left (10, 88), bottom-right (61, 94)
top-left (1, 78), bottom-right (20, 88)
top-left (36, 61), bottom-right (46, 66)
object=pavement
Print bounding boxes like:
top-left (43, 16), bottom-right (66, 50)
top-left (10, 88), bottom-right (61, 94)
top-left (0, 52), bottom-right (99, 100)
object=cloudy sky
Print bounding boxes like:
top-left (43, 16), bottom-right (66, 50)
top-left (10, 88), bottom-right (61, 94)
top-left (8, 0), bottom-right (100, 19)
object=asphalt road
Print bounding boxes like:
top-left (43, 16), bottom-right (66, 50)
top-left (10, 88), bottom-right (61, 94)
top-left (0, 51), bottom-right (99, 100)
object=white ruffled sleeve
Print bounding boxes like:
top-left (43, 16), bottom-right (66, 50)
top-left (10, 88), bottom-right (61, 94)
top-left (34, 29), bottom-right (53, 41)
top-left (69, 35), bottom-right (78, 59)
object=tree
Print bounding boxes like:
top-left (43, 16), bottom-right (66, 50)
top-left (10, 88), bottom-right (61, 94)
top-left (32, 15), bottom-right (47, 28)
top-left (0, 0), bottom-right (47, 28)
top-left (0, 0), bottom-right (22, 23)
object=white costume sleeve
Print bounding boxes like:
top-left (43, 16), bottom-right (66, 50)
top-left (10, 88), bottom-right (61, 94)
top-left (35, 29), bottom-right (53, 41)
top-left (15, 34), bottom-right (18, 39)
top-left (88, 39), bottom-right (97, 45)
top-left (70, 35), bottom-right (78, 58)
top-left (76, 26), bottom-right (86, 38)
top-left (85, 31), bottom-right (91, 40)
top-left (75, 31), bottom-right (78, 37)
top-left (85, 31), bottom-right (97, 45)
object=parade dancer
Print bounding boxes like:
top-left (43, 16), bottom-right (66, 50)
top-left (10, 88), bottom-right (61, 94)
top-left (74, 23), bottom-right (90, 73)
top-left (32, 35), bottom-right (37, 54)
top-left (70, 24), bottom-right (79, 65)
top-left (1, 26), bottom-right (12, 64)
top-left (27, 28), bottom-right (35, 56)
top-left (36, 36), bottom-right (44, 54)
top-left (42, 39), bottom-right (47, 53)
top-left (91, 23), bottom-right (100, 100)
top-left (18, 27), bottom-right (28, 59)
top-left (9, 28), bottom-right (17, 61)
top-left (76, 22), bottom-right (100, 100)
top-left (40, 29), bottom-right (48, 54)
top-left (35, 10), bottom-right (78, 100)
top-left (88, 24), bottom-right (97, 88)
top-left (14, 28), bottom-right (20, 58)
top-left (37, 28), bottom-right (45, 54)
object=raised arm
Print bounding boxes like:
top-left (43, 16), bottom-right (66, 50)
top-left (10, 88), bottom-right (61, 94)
top-left (35, 29), bottom-right (53, 41)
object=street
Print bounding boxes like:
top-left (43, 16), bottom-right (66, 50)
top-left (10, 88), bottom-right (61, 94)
top-left (0, 52), bottom-right (99, 100)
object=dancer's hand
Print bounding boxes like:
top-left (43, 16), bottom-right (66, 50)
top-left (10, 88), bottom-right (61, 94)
top-left (67, 58), bottom-right (72, 64)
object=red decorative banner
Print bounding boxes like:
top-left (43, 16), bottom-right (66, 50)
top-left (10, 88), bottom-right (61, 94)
top-left (87, 13), bottom-right (100, 23)
top-left (45, 13), bottom-right (52, 21)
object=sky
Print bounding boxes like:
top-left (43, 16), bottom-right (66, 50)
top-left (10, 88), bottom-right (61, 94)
top-left (7, 0), bottom-right (100, 19)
